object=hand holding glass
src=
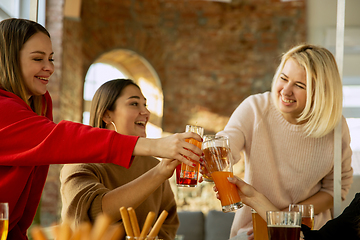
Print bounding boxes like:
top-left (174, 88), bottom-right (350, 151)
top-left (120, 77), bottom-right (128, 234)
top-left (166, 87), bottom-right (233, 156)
top-left (201, 135), bottom-right (228, 182)
top-left (209, 137), bottom-right (243, 212)
top-left (176, 125), bottom-right (204, 187)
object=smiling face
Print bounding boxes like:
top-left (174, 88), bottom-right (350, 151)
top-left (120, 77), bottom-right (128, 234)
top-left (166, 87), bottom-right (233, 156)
top-left (273, 57), bottom-right (307, 124)
top-left (20, 32), bottom-right (54, 98)
top-left (104, 85), bottom-right (150, 137)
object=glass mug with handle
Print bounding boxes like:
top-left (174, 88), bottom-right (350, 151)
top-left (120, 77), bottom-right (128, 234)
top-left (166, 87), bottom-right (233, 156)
top-left (176, 125), bottom-right (204, 187)
top-left (0, 203), bottom-right (8, 240)
top-left (207, 136), bottom-right (243, 212)
top-left (289, 204), bottom-right (314, 230)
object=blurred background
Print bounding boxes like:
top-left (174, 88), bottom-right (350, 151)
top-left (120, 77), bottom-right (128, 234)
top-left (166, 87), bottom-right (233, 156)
top-left (1, 0), bottom-right (359, 229)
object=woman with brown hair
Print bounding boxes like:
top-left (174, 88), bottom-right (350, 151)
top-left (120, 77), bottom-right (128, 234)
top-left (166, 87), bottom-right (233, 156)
top-left (61, 79), bottom-right (181, 240)
top-left (0, 18), bottom-right (201, 240)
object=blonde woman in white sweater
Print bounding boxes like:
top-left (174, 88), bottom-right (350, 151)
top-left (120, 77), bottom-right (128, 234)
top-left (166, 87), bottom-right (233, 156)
top-left (217, 44), bottom-right (353, 240)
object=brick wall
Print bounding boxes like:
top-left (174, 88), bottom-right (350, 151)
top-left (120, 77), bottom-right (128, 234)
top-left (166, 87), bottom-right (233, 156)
top-left (63, 0), bottom-right (306, 133)
top-left (42, 0), bottom-right (306, 226)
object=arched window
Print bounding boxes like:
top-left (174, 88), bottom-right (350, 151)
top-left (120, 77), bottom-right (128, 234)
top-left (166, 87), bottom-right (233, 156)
top-left (83, 50), bottom-right (164, 139)
top-left (83, 62), bottom-right (128, 125)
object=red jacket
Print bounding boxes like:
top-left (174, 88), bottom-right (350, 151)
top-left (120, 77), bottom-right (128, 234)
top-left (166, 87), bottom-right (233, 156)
top-left (0, 89), bottom-right (138, 239)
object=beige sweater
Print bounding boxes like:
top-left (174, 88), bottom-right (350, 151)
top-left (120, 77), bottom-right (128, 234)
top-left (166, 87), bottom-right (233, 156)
top-left (60, 156), bottom-right (179, 240)
top-left (217, 92), bottom-right (353, 237)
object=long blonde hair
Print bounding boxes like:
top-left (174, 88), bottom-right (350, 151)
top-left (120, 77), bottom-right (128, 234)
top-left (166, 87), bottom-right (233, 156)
top-left (0, 18), bottom-right (51, 116)
top-left (271, 44), bottom-right (342, 138)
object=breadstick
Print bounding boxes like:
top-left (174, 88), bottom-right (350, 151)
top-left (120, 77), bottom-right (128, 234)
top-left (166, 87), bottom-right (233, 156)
top-left (78, 222), bottom-right (92, 240)
top-left (148, 210), bottom-right (168, 238)
top-left (90, 213), bottom-right (112, 240)
top-left (100, 223), bottom-right (125, 240)
top-left (139, 211), bottom-right (156, 238)
top-left (58, 221), bottom-right (73, 240)
top-left (120, 206), bottom-right (134, 237)
top-left (30, 226), bottom-right (48, 240)
top-left (127, 207), bottom-right (140, 237)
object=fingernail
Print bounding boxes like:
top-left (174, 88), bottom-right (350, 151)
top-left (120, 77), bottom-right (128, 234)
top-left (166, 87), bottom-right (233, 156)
top-left (193, 163), bottom-right (197, 168)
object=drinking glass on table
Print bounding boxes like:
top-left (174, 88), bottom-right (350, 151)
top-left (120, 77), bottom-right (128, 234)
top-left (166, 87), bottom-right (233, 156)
top-left (251, 209), bottom-right (269, 240)
top-left (266, 211), bottom-right (302, 240)
top-left (126, 237), bottom-right (161, 240)
top-left (209, 137), bottom-right (243, 212)
top-left (289, 204), bottom-right (314, 229)
top-left (201, 135), bottom-right (229, 182)
top-left (0, 203), bottom-right (8, 240)
top-left (176, 125), bottom-right (204, 187)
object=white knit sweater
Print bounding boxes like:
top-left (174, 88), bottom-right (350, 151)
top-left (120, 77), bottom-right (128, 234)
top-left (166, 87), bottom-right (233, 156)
top-left (217, 92), bottom-right (353, 237)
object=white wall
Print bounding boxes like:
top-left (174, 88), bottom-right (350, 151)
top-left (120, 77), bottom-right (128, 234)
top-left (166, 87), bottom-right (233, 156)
top-left (0, 0), bottom-right (46, 26)
top-left (307, 0), bottom-right (360, 77)
top-left (307, 0), bottom-right (360, 209)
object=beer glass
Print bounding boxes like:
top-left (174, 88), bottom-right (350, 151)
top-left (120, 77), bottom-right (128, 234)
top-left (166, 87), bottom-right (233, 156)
top-left (0, 203), bottom-right (8, 240)
top-left (266, 211), bottom-right (301, 240)
top-left (176, 125), bottom-right (204, 187)
top-left (251, 209), bottom-right (269, 240)
top-left (126, 237), bottom-right (160, 240)
top-left (289, 204), bottom-right (314, 229)
top-left (208, 137), bottom-right (243, 212)
top-left (201, 135), bottom-right (229, 182)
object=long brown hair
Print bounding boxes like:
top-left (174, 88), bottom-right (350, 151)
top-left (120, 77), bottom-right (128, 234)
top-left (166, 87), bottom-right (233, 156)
top-left (0, 18), bottom-right (51, 116)
top-left (89, 79), bottom-right (140, 128)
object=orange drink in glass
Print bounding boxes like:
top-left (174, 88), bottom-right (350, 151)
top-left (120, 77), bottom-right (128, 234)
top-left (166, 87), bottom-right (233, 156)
top-left (251, 209), bottom-right (269, 240)
top-left (201, 135), bottom-right (229, 182)
top-left (176, 125), bottom-right (204, 187)
top-left (289, 204), bottom-right (314, 229)
top-left (207, 137), bottom-right (243, 212)
top-left (212, 171), bottom-right (242, 210)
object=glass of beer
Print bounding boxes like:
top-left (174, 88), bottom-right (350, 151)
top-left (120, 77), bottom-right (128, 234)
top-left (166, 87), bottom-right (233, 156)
top-left (201, 135), bottom-right (229, 182)
top-left (209, 137), bottom-right (243, 212)
top-left (176, 125), bottom-right (204, 187)
top-left (266, 211), bottom-right (301, 240)
top-left (289, 204), bottom-right (314, 229)
top-left (0, 203), bottom-right (8, 240)
top-left (251, 209), bottom-right (269, 240)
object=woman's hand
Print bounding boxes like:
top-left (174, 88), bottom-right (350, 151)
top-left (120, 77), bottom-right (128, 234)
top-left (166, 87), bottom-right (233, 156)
top-left (134, 132), bottom-right (203, 166)
top-left (212, 176), bottom-right (258, 205)
top-left (198, 155), bottom-right (210, 183)
top-left (247, 228), bottom-right (254, 240)
top-left (154, 158), bottom-right (180, 180)
top-left (213, 176), bottom-right (279, 220)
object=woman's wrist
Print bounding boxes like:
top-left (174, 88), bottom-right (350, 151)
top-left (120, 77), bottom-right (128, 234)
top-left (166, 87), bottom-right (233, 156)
top-left (133, 138), bottom-right (153, 156)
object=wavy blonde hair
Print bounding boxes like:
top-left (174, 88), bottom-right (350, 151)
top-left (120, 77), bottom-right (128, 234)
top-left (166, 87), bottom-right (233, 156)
top-left (271, 44), bottom-right (342, 138)
top-left (0, 18), bottom-right (51, 116)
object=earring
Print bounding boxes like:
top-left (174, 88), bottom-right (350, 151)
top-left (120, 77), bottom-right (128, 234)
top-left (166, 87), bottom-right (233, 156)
top-left (111, 121), bottom-right (118, 133)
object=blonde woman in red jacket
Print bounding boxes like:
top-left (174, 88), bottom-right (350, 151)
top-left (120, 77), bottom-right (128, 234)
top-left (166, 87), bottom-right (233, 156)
top-left (0, 18), bottom-right (201, 240)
